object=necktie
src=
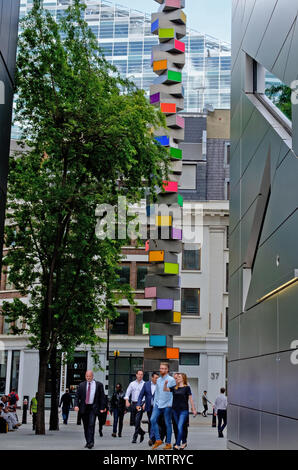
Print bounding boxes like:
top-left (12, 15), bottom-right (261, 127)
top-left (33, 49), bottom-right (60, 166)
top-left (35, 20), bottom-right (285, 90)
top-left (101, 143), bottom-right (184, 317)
top-left (86, 382), bottom-right (91, 404)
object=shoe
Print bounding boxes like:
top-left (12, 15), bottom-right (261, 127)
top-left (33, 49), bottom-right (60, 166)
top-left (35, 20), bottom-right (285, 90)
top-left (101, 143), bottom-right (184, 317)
top-left (218, 434), bottom-right (224, 438)
top-left (181, 443), bottom-right (187, 449)
top-left (118, 433), bottom-right (122, 437)
top-left (132, 439), bottom-right (137, 443)
top-left (148, 439), bottom-right (153, 446)
top-left (152, 440), bottom-right (163, 450)
top-left (87, 443), bottom-right (94, 449)
top-left (140, 433), bottom-right (145, 443)
top-left (173, 445), bottom-right (180, 451)
top-left (112, 433), bottom-right (117, 437)
top-left (163, 444), bottom-right (172, 450)
top-left (99, 431), bottom-right (103, 437)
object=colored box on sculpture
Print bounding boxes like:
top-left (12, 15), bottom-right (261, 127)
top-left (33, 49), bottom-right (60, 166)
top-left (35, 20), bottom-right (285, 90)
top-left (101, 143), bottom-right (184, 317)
top-left (155, 136), bottom-right (169, 146)
top-left (156, 215), bottom-right (172, 226)
top-left (153, 60), bottom-right (168, 71)
top-left (173, 311), bottom-right (181, 323)
top-left (161, 103), bottom-right (176, 114)
top-left (172, 227), bottom-right (182, 240)
top-left (144, 287), bottom-right (157, 298)
top-left (164, 263), bottom-right (179, 275)
top-left (163, 180), bottom-right (178, 192)
top-left (174, 39), bottom-right (185, 52)
top-left (176, 115), bottom-right (185, 128)
top-left (149, 335), bottom-right (167, 347)
top-left (150, 92), bottom-right (160, 104)
top-left (149, 250), bottom-right (164, 262)
top-left (167, 70), bottom-right (182, 82)
top-left (151, 19), bottom-right (159, 33)
top-left (178, 194), bottom-right (183, 207)
top-left (170, 147), bottom-right (182, 160)
top-left (156, 298), bottom-right (174, 310)
top-left (166, 348), bottom-right (179, 359)
top-left (159, 28), bottom-right (175, 39)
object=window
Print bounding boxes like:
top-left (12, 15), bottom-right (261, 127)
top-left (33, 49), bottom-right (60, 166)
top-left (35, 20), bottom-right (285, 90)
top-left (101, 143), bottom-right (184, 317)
top-left (224, 142), bottom-right (230, 166)
top-left (115, 22), bottom-right (128, 38)
top-left (135, 311), bottom-right (149, 335)
top-left (226, 263), bottom-right (229, 293)
top-left (3, 317), bottom-right (11, 334)
top-left (117, 265), bottom-right (130, 285)
top-left (225, 307), bottom-right (228, 338)
top-left (111, 311), bottom-right (129, 335)
top-left (182, 289), bottom-right (200, 316)
top-left (137, 266), bottom-right (148, 290)
top-left (10, 351), bottom-right (20, 391)
top-left (0, 350), bottom-right (7, 394)
top-left (100, 42), bottom-right (113, 57)
top-left (182, 244), bottom-right (201, 270)
top-left (226, 226), bottom-right (229, 249)
top-left (179, 353), bottom-right (200, 366)
top-left (113, 42), bottom-right (128, 56)
top-left (225, 180), bottom-right (230, 200)
top-left (180, 164), bottom-right (197, 190)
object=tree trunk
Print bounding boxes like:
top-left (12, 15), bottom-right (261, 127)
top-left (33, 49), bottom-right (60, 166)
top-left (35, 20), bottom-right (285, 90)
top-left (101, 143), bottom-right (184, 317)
top-left (49, 347), bottom-right (59, 431)
top-left (36, 349), bottom-right (49, 435)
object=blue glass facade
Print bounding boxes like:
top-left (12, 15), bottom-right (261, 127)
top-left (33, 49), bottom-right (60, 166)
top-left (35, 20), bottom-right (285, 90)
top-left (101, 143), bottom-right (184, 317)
top-left (13, 0), bottom-right (231, 138)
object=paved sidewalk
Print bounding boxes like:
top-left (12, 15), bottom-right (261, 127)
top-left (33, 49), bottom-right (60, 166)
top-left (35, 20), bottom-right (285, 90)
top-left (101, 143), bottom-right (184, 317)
top-left (0, 412), bottom-right (227, 450)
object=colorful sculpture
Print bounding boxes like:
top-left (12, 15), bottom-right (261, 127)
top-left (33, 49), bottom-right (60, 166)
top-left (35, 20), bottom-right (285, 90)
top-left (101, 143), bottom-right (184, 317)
top-left (144, 0), bottom-right (186, 372)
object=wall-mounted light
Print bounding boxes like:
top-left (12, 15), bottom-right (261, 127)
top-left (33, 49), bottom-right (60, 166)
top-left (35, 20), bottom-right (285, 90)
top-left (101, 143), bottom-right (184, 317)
top-left (257, 269), bottom-right (298, 303)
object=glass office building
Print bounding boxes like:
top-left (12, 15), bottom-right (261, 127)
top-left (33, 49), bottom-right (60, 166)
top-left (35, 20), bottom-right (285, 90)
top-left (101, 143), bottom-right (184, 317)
top-left (13, 0), bottom-right (231, 139)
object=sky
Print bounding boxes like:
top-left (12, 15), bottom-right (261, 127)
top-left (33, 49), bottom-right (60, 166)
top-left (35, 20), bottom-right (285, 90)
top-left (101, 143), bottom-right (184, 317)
top-left (117, 0), bottom-right (232, 43)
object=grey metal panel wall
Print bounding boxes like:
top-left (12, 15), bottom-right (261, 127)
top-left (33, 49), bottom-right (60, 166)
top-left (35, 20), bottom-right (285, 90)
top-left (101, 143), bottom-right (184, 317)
top-left (0, 0), bottom-right (20, 267)
top-left (230, 0), bottom-right (298, 450)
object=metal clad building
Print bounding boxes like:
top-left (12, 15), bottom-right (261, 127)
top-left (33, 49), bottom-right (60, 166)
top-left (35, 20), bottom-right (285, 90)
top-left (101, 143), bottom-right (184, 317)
top-left (230, 0), bottom-right (298, 450)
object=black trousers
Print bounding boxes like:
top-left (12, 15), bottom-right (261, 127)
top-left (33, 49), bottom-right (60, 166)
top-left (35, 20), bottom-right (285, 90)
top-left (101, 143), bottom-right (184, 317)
top-left (81, 405), bottom-right (97, 445)
top-left (98, 411), bottom-right (107, 433)
top-left (202, 404), bottom-right (208, 416)
top-left (131, 403), bottom-right (145, 440)
top-left (217, 409), bottom-right (227, 435)
top-left (32, 412), bottom-right (37, 430)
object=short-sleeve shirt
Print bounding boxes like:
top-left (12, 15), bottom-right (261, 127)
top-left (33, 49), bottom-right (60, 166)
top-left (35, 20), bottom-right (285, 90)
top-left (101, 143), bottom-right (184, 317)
top-left (170, 385), bottom-right (192, 412)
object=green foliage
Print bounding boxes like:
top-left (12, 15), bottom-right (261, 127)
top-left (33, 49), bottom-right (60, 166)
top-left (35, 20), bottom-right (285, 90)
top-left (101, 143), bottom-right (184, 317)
top-left (3, 0), bottom-right (169, 364)
top-left (265, 84), bottom-right (292, 120)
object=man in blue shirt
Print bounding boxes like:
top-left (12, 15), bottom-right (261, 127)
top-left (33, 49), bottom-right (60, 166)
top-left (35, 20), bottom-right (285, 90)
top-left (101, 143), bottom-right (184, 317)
top-left (151, 363), bottom-right (176, 450)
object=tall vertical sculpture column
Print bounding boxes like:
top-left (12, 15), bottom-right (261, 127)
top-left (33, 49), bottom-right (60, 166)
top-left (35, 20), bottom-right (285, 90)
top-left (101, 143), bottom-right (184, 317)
top-left (143, 0), bottom-right (186, 373)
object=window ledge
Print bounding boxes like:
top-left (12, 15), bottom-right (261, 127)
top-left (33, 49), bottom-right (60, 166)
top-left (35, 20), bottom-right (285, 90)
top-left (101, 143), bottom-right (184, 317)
top-left (181, 315), bottom-right (201, 319)
top-left (181, 269), bottom-right (202, 273)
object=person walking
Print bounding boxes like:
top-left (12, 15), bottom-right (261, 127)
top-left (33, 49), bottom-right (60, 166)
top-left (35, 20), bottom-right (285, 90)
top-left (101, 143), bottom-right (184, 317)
top-left (30, 393), bottom-right (38, 431)
top-left (164, 372), bottom-right (197, 450)
top-left (137, 371), bottom-right (159, 446)
top-left (8, 388), bottom-right (19, 411)
top-left (74, 370), bottom-right (105, 449)
top-left (59, 388), bottom-right (73, 425)
top-left (110, 383), bottom-right (126, 438)
top-left (124, 370), bottom-right (146, 444)
top-left (214, 387), bottom-right (227, 438)
top-left (201, 390), bottom-right (211, 417)
top-left (150, 362), bottom-right (176, 450)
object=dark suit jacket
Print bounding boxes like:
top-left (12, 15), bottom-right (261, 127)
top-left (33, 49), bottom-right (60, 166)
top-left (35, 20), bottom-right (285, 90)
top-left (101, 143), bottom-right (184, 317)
top-left (137, 381), bottom-right (155, 412)
top-left (74, 380), bottom-right (105, 415)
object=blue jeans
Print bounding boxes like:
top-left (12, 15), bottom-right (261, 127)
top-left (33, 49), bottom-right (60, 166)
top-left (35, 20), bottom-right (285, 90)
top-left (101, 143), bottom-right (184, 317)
top-left (172, 410), bottom-right (189, 446)
top-left (150, 405), bottom-right (172, 444)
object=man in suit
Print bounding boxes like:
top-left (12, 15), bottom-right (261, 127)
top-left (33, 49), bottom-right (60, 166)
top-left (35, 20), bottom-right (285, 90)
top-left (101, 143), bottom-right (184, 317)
top-left (74, 370), bottom-right (105, 449)
top-left (137, 371), bottom-right (159, 446)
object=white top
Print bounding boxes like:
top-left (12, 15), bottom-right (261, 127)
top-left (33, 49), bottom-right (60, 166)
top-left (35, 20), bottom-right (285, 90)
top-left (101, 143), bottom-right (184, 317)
top-left (151, 383), bottom-right (157, 406)
top-left (124, 380), bottom-right (145, 402)
top-left (214, 393), bottom-right (227, 412)
top-left (86, 380), bottom-right (96, 405)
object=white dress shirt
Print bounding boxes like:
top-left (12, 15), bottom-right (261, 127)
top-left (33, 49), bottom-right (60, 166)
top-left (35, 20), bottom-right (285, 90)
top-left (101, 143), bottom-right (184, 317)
top-left (214, 393), bottom-right (227, 412)
top-left (124, 380), bottom-right (145, 402)
top-left (86, 380), bottom-right (96, 404)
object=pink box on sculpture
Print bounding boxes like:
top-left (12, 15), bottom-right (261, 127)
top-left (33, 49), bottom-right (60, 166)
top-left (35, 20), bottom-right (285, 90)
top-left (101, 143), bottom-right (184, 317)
top-left (176, 116), bottom-right (185, 128)
top-left (166, 0), bottom-right (182, 8)
top-left (145, 287), bottom-right (157, 298)
top-left (163, 181), bottom-right (178, 192)
top-left (145, 240), bottom-right (150, 252)
top-left (175, 39), bottom-right (185, 52)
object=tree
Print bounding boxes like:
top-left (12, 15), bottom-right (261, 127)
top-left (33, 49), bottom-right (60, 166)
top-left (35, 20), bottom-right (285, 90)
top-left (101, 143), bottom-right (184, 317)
top-left (2, 0), bottom-right (169, 435)
top-left (265, 84), bottom-right (292, 120)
